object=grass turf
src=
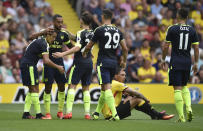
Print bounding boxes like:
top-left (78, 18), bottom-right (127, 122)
top-left (0, 104), bottom-right (202, 131)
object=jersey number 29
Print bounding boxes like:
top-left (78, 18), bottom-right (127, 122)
top-left (179, 33), bottom-right (189, 50)
top-left (104, 32), bottom-right (120, 49)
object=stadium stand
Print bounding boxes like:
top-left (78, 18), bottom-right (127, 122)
top-left (0, 0), bottom-right (203, 84)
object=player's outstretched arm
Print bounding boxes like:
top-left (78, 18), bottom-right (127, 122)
top-left (29, 27), bottom-right (54, 40)
top-left (62, 28), bottom-right (76, 42)
top-left (120, 40), bottom-right (128, 68)
top-left (42, 54), bottom-right (65, 74)
top-left (192, 44), bottom-right (199, 75)
top-left (82, 41), bottom-right (95, 57)
top-left (52, 46), bottom-right (81, 58)
top-left (124, 87), bottom-right (150, 103)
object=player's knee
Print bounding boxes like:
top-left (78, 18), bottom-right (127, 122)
top-left (132, 98), bottom-right (142, 106)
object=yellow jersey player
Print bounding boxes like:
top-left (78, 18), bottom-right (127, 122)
top-left (102, 68), bottom-right (174, 120)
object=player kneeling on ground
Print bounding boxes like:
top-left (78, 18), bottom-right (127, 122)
top-left (102, 68), bottom-right (175, 120)
top-left (20, 31), bottom-right (65, 119)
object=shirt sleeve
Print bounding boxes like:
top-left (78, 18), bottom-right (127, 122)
top-left (165, 26), bottom-right (172, 43)
top-left (75, 31), bottom-right (82, 48)
top-left (113, 81), bottom-right (128, 92)
top-left (40, 40), bottom-right (49, 55)
top-left (192, 29), bottom-right (199, 45)
top-left (63, 32), bottom-right (71, 45)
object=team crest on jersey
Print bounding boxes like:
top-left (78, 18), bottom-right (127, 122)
top-left (189, 86), bottom-right (202, 104)
top-left (61, 35), bottom-right (64, 40)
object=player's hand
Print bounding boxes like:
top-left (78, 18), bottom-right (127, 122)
top-left (161, 62), bottom-right (168, 71)
top-left (82, 52), bottom-right (87, 58)
top-left (44, 27), bottom-right (54, 35)
top-left (57, 65), bottom-right (65, 74)
top-left (120, 61), bottom-right (126, 68)
top-left (52, 52), bottom-right (64, 58)
top-left (192, 63), bottom-right (198, 75)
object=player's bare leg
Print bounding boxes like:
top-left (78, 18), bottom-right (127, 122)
top-left (82, 86), bottom-right (91, 120)
top-left (63, 84), bottom-right (76, 119)
top-left (130, 96), bottom-right (174, 120)
top-left (174, 86), bottom-right (185, 122)
top-left (57, 83), bottom-right (65, 119)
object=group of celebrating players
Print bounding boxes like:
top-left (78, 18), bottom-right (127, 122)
top-left (20, 8), bottom-right (199, 122)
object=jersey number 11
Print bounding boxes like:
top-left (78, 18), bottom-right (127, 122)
top-left (179, 33), bottom-right (189, 50)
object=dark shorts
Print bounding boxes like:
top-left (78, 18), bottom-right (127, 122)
top-left (169, 69), bottom-right (190, 86)
top-left (42, 64), bottom-right (67, 84)
top-left (20, 64), bottom-right (39, 86)
top-left (68, 64), bottom-right (92, 86)
top-left (116, 100), bottom-right (131, 119)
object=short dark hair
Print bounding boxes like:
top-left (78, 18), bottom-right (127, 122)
top-left (115, 67), bottom-right (124, 75)
top-left (53, 14), bottom-right (62, 21)
top-left (102, 9), bottom-right (113, 20)
top-left (178, 8), bottom-right (189, 19)
top-left (81, 12), bottom-right (93, 25)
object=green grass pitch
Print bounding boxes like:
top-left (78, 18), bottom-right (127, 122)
top-left (0, 104), bottom-right (202, 131)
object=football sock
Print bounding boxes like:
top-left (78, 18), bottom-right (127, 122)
top-left (83, 90), bottom-right (90, 115)
top-left (24, 92), bottom-right (32, 112)
top-left (43, 92), bottom-right (51, 114)
top-left (58, 91), bottom-right (65, 112)
top-left (135, 100), bottom-right (161, 119)
top-left (31, 93), bottom-right (41, 114)
top-left (174, 90), bottom-right (185, 119)
top-left (66, 88), bottom-right (75, 113)
top-left (95, 90), bottom-right (105, 113)
top-left (182, 86), bottom-right (192, 112)
top-left (104, 89), bottom-right (117, 117)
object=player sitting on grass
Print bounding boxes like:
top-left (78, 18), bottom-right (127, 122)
top-left (102, 67), bottom-right (175, 120)
top-left (20, 31), bottom-right (65, 119)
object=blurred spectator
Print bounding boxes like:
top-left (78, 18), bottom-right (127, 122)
top-left (151, 0), bottom-right (163, 18)
top-left (140, 39), bottom-right (150, 58)
top-left (138, 58), bottom-right (156, 83)
top-left (0, 30), bottom-right (9, 54)
top-left (7, 0), bottom-right (18, 17)
top-left (43, 6), bottom-right (53, 22)
top-left (11, 32), bottom-right (28, 55)
top-left (28, 7), bottom-right (41, 25)
top-left (0, 58), bottom-right (16, 83)
top-left (34, 16), bottom-right (46, 33)
top-left (92, 0), bottom-right (106, 27)
top-left (151, 71), bottom-right (164, 83)
top-left (120, 0), bottom-right (131, 14)
top-left (0, 6), bottom-right (12, 23)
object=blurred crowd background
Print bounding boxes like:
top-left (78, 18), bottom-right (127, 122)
top-left (0, 0), bottom-right (203, 84)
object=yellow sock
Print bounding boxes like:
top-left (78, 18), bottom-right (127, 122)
top-left (43, 92), bottom-right (51, 113)
top-left (58, 91), bottom-right (65, 112)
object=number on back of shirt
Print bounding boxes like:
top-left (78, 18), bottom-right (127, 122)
top-left (179, 33), bottom-right (189, 50)
top-left (104, 32), bottom-right (120, 49)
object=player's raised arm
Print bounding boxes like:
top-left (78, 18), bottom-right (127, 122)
top-left (52, 43), bottom-right (81, 58)
top-left (120, 40), bottom-right (128, 68)
top-left (62, 28), bottom-right (76, 42)
top-left (29, 27), bottom-right (54, 40)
